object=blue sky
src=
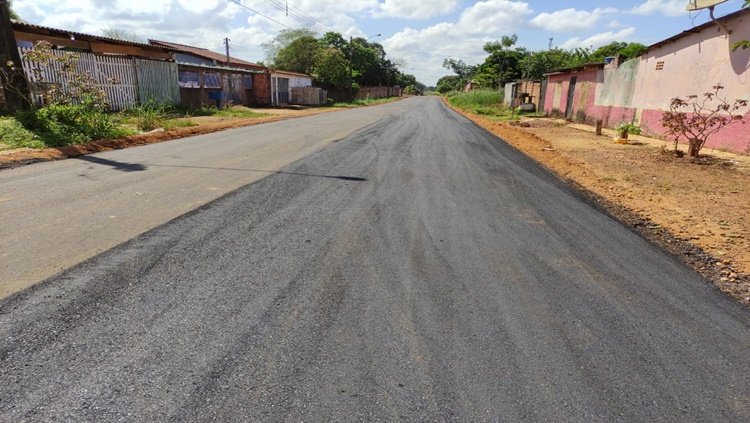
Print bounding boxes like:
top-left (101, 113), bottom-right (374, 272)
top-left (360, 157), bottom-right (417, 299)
top-left (14, 0), bottom-right (747, 86)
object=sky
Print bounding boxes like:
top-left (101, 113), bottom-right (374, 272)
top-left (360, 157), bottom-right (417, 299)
top-left (12, 0), bottom-right (747, 86)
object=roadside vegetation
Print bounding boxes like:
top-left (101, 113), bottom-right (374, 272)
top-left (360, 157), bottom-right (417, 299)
top-left (0, 40), bottom-right (282, 152)
top-left (446, 89), bottom-right (544, 120)
top-left (437, 36), bottom-right (647, 94)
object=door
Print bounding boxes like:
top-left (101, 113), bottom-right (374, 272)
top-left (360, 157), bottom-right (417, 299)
top-left (538, 78), bottom-right (547, 114)
top-left (565, 76), bottom-right (577, 118)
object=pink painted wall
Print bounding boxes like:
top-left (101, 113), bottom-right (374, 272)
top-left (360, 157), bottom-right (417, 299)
top-left (543, 69), bottom-right (636, 126)
top-left (640, 108), bottom-right (750, 153)
top-left (542, 10), bottom-right (750, 153)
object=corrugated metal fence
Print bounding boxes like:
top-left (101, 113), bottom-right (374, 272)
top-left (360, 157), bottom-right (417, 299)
top-left (135, 58), bottom-right (179, 104)
top-left (19, 47), bottom-right (178, 110)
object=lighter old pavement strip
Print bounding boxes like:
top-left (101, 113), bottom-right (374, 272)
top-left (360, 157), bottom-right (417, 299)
top-left (0, 101), bottom-right (410, 298)
top-left (0, 97), bottom-right (749, 421)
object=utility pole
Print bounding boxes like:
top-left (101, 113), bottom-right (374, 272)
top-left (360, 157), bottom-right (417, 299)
top-left (0, 0), bottom-right (29, 112)
top-left (348, 36), bottom-right (353, 103)
top-left (224, 37), bottom-right (232, 107)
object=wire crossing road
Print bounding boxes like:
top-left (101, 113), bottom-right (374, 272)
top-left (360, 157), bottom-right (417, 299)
top-left (1, 97), bottom-right (749, 421)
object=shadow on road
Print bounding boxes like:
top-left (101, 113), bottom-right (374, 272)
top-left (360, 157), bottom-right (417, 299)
top-left (77, 156), bottom-right (148, 172)
top-left (146, 163), bottom-right (367, 181)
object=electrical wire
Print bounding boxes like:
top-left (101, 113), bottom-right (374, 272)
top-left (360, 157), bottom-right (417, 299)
top-left (225, 0), bottom-right (294, 30)
top-left (259, 0), bottom-right (331, 34)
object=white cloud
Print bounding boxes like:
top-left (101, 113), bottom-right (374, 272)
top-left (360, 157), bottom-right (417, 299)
top-left (628, 0), bottom-right (686, 17)
top-left (529, 7), bottom-right (617, 33)
top-left (559, 27), bottom-right (637, 50)
top-left (382, 1), bottom-right (533, 85)
top-left (374, 0), bottom-right (460, 19)
top-left (458, 0), bottom-right (533, 35)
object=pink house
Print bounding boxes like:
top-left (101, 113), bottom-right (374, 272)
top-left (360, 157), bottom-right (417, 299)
top-left (543, 9), bottom-right (750, 153)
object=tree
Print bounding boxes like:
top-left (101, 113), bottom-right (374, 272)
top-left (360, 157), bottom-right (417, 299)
top-left (101, 28), bottom-right (144, 43)
top-left (661, 84), bottom-right (748, 157)
top-left (436, 75), bottom-right (463, 93)
top-left (1, 0), bottom-right (29, 111)
top-left (8, 0), bottom-right (18, 19)
top-left (477, 35), bottom-right (529, 88)
top-left (518, 48), bottom-right (577, 81)
top-left (730, 0), bottom-right (750, 52)
top-left (320, 32), bottom-right (348, 52)
top-left (273, 35), bottom-right (321, 74)
top-left (442, 58), bottom-right (475, 80)
top-left (589, 42), bottom-right (647, 62)
top-left (312, 48), bottom-right (348, 86)
top-left (618, 43), bottom-right (647, 60)
top-left (261, 28), bottom-right (318, 66)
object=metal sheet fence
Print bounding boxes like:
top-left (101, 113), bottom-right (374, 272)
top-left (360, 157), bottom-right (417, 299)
top-left (135, 59), bottom-right (179, 104)
top-left (18, 47), bottom-right (179, 110)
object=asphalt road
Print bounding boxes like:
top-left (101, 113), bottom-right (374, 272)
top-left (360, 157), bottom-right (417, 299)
top-left (1, 97), bottom-right (749, 421)
top-left (0, 101), bottom-right (410, 297)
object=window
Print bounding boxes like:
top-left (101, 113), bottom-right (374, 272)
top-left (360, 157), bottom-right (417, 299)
top-left (656, 61), bottom-right (665, 71)
top-left (244, 76), bottom-right (253, 89)
top-left (203, 73), bottom-right (220, 88)
top-left (178, 71), bottom-right (199, 88)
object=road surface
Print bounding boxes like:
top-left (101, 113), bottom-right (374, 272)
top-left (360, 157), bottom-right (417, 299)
top-left (1, 97), bottom-right (749, 421)
top-left (0, 101), bottom-right (409, 297)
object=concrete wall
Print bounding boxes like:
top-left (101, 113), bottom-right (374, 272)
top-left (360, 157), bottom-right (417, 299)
top-left (541, 11), bottom-right (750, 153)
top-left (291, 87), bottom-right (326, 105)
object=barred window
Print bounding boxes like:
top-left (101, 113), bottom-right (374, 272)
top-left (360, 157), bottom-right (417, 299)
top-left (203, 73), bottom-right (220, 88)
top-left (178, 71), bottom-right (199, 88)
top-left (244, 76), bottom-right (253, 89)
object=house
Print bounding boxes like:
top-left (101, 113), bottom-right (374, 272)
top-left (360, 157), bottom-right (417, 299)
top-left (504, 80), bottom-right (544, 111)
top-left (8, 20), bottom-right (178, 110)
top-left (149, 40), bottom-right (272, 107)
top-left (148, 40), bottom-right (267, 72)
top-left (269, 69), bottom-right (312, 105)
top-left (542, 8), bottom-right (750, 153)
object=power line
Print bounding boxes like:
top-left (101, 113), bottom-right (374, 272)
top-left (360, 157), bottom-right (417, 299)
top-left (225, 0), bottom-right (293, 30)
top-left (260, 0), bottom-right (331, 33)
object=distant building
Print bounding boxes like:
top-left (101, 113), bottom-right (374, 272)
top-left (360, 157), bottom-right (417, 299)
top-left (541, 8), bottom-right (750, 153)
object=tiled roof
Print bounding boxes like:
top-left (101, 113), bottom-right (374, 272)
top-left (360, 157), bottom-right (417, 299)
top-left (149, 40), bottom-right (267, 71)
top-left (271, 69), bottom-right (313, 78)
top-left (12, 19), bottom-right (158, 49)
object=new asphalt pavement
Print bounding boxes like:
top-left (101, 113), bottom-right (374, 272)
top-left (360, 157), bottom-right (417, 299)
top-left (1, 97), bottom-right (748, 421)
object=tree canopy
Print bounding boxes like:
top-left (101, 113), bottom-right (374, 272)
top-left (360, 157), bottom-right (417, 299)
top-left (101, 28), bottom-right (145, 44)
top-left (438, 33), bottom-right (649, 92)
top-left (262, 30), bottom-right (424, 94)
top-left (8, 0), bottom-right (19, 19)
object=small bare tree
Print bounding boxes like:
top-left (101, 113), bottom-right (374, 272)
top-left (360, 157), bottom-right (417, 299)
top-left (661, 84), bottom-right (747, 157)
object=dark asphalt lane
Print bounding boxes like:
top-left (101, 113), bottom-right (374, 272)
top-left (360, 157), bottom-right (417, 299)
top-left (1, 97), bottom-right (749, 421)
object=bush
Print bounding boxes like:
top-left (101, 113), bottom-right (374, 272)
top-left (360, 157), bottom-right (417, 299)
top-left (130, 99), bottom-right (165, 132)
top-left (17, 104), bottom-right (129, 146)
top-left (0, 117), bottom-right (46, 150)
top-left (448, 90), bottom-right (508, 116)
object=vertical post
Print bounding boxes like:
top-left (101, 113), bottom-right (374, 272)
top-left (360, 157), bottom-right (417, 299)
top-left (0, 0), bottom-right (29, 111)
top-left (348, 36), bottom-right (353, 103)
top-left (225, 37), bottom-right (232, 108)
